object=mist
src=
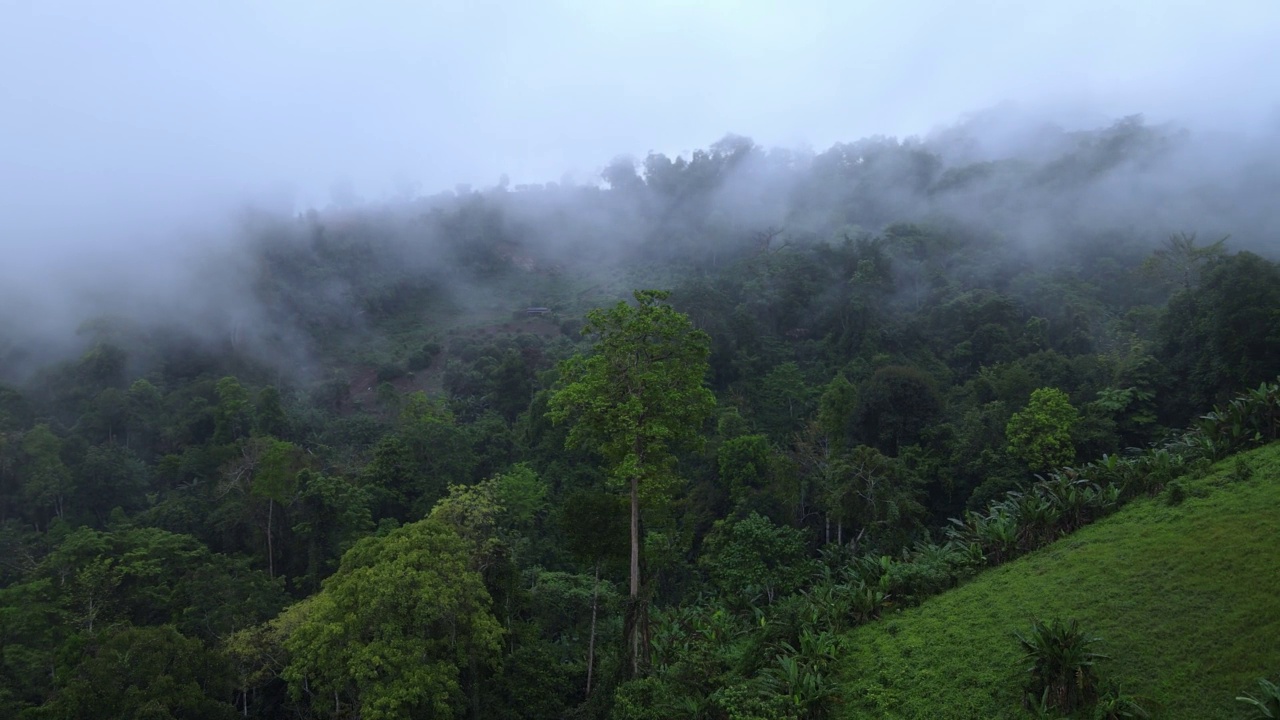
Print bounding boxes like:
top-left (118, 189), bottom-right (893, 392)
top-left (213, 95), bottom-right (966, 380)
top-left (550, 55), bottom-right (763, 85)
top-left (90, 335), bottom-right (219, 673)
top-left (2, 0), bottom-right (1279, 378)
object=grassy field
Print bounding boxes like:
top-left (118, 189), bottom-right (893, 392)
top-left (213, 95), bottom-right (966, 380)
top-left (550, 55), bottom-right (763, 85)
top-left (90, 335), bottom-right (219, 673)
top-left (836, 443), bottom-right (1280, 719)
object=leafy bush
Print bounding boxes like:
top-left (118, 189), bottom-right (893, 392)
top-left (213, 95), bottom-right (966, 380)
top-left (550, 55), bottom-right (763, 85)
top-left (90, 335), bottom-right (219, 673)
top-left (709, 682), bottom-right (800, 720)
top-left (375, 362), bottom-right (405, 382)
top-left (1007, 387), bottom-right (1079, 472)
top-left (611, 676), bottom-right (696, 720)
top-left (406, 340), bottom-right (442, 371)
top-left (1092, 688), bottom-right (1150, 719)
top-left (880, 541), bottom-right (978, 604)
top-left (1232, 457), bottom-right (1255, 482)
top-left (1014, 618), bottom-right (1108, 714)
top-left (1237, 677), bottom-right (1280, 719)
top-left (699, 513), bottom-right (813, 606)
top-left (760, 637), bottom-right (842, 719)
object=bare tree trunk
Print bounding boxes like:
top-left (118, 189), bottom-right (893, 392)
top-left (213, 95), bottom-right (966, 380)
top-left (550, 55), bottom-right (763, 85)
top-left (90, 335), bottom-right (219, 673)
top-left (266, 499), bottom-right (275, 580)
top-left (586, 561), bottom-right (600, 696)
top-left (470, 652), bottom-right (481, 720)
top-left (629, 474), bottom-right (641, 676)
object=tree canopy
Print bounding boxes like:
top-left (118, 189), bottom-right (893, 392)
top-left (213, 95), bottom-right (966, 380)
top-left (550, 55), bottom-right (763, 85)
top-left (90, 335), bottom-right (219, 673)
top-left (0, 119), bottom-right (1277, 719)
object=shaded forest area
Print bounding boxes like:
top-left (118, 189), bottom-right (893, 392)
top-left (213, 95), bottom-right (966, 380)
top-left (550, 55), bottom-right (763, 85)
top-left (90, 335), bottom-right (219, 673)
top-left (2, 116), bottom-right (1279, 719)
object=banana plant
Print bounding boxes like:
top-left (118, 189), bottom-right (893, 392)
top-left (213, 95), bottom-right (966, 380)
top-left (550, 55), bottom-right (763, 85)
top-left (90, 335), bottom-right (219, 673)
top-left (761, 634), bottom-right (842, 719)
top-left (1093, 688), bottom-right (1151, 719)
top-left (1236, 677), bottom-right (1280, 719)
top-left (1014, 618), bottom-right (1109, 714)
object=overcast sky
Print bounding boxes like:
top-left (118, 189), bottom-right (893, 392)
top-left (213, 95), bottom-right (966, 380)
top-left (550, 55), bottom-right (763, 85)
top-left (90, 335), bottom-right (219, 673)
top-left (2, 0), bottom-right (1278, 248)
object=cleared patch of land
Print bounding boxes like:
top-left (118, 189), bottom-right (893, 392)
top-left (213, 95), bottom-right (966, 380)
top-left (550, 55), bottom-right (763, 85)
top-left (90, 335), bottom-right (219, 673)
top-left (838, 443), bottom-right (1280, 719)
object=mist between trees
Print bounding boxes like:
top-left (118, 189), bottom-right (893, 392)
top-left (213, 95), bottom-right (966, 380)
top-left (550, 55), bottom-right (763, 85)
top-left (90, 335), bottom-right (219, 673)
top-left (1, 114), bottom-right (1279, 719)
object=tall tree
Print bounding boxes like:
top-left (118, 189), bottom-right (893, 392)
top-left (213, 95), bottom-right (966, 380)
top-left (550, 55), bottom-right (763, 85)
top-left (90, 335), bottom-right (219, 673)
top-left (754, 362), bottom-right (813, 441)
top-left (291, 470), bottom-right (372, 593)
top-left (20, 424), bottom-right (72, 527)
top-left (1157, 251), bottom-right (1280, 415)
top-left (251, 438), bottom-right (303, 579)
top-left (213, 377), bottom-right (253, 445)
top-left (817, 373), bottom-right (859, 450)
top-left (857, 365), bottom-right (942, 455)
top-left (283, 519), bottom-right (501, 720)
top-left (41, 624), bottom-right (238, 720)
top-left (1143, 231), bottom-right (1227, 292)
top-left (548, 290), bottom-right (715, 676)
top-left (1006, 387), bottom-right (1079, 472)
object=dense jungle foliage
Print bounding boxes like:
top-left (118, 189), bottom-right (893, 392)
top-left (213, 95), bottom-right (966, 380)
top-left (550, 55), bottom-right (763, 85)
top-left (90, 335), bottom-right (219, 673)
top-left (2, 117), bottom-right (1279, 718)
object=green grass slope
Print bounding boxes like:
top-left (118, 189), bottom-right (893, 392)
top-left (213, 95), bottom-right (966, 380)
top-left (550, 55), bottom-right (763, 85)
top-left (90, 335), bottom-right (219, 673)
top-left (837, 443), bottom-right (1280, 719)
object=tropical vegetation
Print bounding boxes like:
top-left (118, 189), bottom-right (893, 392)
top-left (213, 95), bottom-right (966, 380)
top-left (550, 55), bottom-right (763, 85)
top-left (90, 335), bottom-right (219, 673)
top-left (2, 117), bottom-right (1279, 718)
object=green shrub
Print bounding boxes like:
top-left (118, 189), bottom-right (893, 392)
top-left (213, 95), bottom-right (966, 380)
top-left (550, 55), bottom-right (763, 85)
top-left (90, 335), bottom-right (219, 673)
top-left (1014, 618), bottom-right (1108, 714)
top-left (1232, 457), bottom-right (1255, 482)
top-left (375, 362), bottom-right (405, 382)
top-left (709, 683), bottom-right (800, 720)
top-left (407, 340), bottom-right (442, 371)
top-left (1093, 688), bottom-right (1150, 719)
top-left (611, 677), bottom-right (695, 720)
top-left (882, 542), bottom-right (976, 604)
top-left (1236, 677), bottom-right (1280, 719)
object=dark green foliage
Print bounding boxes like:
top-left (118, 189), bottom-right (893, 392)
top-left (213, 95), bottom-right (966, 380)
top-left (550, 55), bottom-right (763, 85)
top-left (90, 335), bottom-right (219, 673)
top-left (73, 443), bottom-right (149, 523)
top-left (375, 362), bottom-right (405, 383)
top-left (753, 362), bottom-right (814, 441)
top-left (406, 339), bottom-right (442, 371)
top-left (282, 519), bottom-right (502, 719)
top-left (213, 377), bottom-right (253, 444)
top-left (1014, 618), bottom-right (1108, 713)
top-left (482, 641), bottom-right (581, 720)
top-left (548, 289), bottom-right (716, 675)
top-left (699, 512), bottom-right (812, 605)
top-left (362, 395), bottom-right (478, 519)
top-left (442, 335), bottom-right (549, 423)
top-left (0, 124), bottom-right (1277, 719)
top-left (556, 489), bottom-right (629, 566)
top-left (1158, 252), bottom-right (1280, 417)
top-left (1006, 387), bottom-right (1079, 472)
top-left (1092, 689), bottom-right (1151, 719)
top-left (931, 290), bottom-right (1025, 376)
top-left (254, 386), bottom-right (287, 438)
top-left (857, 365), bottom-right (941, 454)
top-left (816, 373), bottom-right (858, 449)
top-left (717, 434), bottom-right (779, 514)
top-left (878, 541), bottom-right (980, 605)
top-left (487, 348), bottom-right (536, 422)
top-left (1236, 677), bottom-right (1280, 720)
top-left (840, 445), bottom-right (928, 549)
top-left (0, 386), bottom-right (31, 432)
top-left (291, 470), bottom-right (373, 592)
top-left (41, 624), bottom-right (238, 720)
top-left (18, 424), bottom-right (72, 526)
top-left (611, 676), bottom-right (694, 720)
top-left (1233, 457), bottom-right (1256, 482)
top-left (0, 525), bottom-right (286, 717)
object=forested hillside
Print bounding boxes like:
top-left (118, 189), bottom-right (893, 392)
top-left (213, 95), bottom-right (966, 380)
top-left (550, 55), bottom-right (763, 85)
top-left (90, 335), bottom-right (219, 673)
top-left (2, 116), bottom-right (1279, 719)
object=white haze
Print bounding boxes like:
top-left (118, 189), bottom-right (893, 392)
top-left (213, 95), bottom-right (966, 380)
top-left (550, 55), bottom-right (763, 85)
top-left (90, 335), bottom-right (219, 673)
top-left (1, 0), bottom-right (1278, 371)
